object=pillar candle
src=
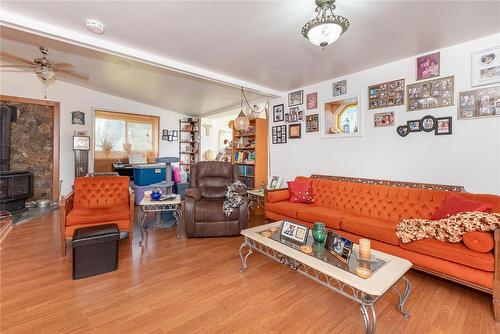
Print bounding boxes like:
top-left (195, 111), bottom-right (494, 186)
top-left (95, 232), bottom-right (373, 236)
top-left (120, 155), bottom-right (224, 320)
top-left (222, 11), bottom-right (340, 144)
top-left (359, 238), bottom-right (371, 260)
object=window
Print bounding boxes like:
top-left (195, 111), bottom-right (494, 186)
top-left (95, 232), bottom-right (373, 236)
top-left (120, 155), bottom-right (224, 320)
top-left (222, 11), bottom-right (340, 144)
top-left (94, 110), bottom-right (159, 160)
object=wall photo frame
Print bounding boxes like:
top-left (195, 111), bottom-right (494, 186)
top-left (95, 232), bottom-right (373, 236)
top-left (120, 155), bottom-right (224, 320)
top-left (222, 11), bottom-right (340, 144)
top-left (407, 76), bottom-right (455, 111)
top-left (435, 117), bottom-right (452, 135)
top-left (288, 123), bottom-right (301, 139)
top-left (458, 86), bottom-right (500, 119)
top-left (272, 125), bottom-right (287, 144)
top-left (373, 111), bottom-right (394, 127)
top-left (306, 114), bottom-right (319, 132)
top-left (333, 80), bottom-right (347, 97)
top-left (73, 136), bottom-right (90, 150)
top-left (368, 79), bottom-right (405, 110)
top-left (472, 46), bottom-right (500, 87)
top-left (284, 107), bottom-right (304, 123)
top-left (273, 104), bottom-right (284, 122)
top-left (320, 95), bottom-right (361, 139)
top-left (306, 92), bottom-right (318, 110)
top-left (288, 90), bottom-right (304, 107)
top-left (416, 52), bottom-right (440, 81)
top-left (71, 111), bottom-right (85, 125)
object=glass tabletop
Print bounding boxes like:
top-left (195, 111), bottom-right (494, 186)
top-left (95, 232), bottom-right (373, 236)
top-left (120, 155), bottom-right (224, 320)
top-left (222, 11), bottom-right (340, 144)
top-left (268, 226), bottom-right (387, 277)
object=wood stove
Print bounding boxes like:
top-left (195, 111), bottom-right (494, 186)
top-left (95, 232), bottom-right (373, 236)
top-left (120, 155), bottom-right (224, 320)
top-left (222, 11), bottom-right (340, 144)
top-left (0, 105), bottom-right (33, 213)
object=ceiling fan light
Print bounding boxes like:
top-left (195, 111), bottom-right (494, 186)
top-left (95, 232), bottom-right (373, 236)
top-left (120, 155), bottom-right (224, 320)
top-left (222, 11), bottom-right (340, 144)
top-left (36, 67), bottom-right (55, 81)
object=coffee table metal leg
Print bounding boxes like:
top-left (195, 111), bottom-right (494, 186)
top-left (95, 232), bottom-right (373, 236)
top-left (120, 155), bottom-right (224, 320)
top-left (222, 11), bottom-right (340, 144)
top-left (392, 276), bottom-right (412, 319)
top-left (239, 241), bottom-right (253, 274)
top-left (173, 204), bottom-right (182, 240)
top-left (138, 208), bottom-right (147, 247)
top-left (359, 303), bottom-right (377, 334)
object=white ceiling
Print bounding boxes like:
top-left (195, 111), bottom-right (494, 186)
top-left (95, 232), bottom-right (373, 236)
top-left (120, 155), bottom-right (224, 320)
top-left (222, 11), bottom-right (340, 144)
top-left (1, 1), bottom-right (500, 115)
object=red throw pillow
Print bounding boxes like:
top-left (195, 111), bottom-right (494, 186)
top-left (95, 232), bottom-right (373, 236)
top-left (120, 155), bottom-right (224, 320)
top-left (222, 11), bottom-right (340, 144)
top-left (287, 180), bottom-right (313, 203)
top-left (431, 194), bottom-right (493, 220)
top-left (463, 232), bottom-right (494, 253)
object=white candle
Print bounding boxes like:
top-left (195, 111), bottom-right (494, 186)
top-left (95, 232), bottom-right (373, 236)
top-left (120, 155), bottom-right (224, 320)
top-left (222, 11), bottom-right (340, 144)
top-left (359, 238), bottom-right (371, 260)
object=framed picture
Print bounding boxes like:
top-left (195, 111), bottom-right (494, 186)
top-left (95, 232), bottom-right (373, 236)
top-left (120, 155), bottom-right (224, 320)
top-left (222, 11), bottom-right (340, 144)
top-left (407, 120), bottom-right (421, 132)
top-left (333, 80), bottom-right (347, 97)
top-left (421, 115), bottom-right (436, 132)
top-left (289, 123), bottom-right (301, 139)
top-left (288, 90), bottom-right (303, 107)
top-left (325, 231), bottom-right (353, 264)
top-left (306, 92), bottom-right (318, 110)
top-left (396, 125), bottom-right (410, 137)
top-left (306, 114), bottom-right (319, 132)
top-left (407, 76), bottom-right (455, 111)
top-left (472, 46), bottom-right (500, 87)
top-left (320, 95), bottom-right (361, 138)
top-left (416, 52), bottom-right (440, 81)
top-left (458, 86), bottom-right (500, 119)
top-left (280, 221), bottom-right (309, 245)
top-left (435, 117), bottom-right (452, 135)
top-left (273, 104), bottom-right (284, 122)
top-left (284, 107), bottom-right (304, 123)
top-left (162, 129), bottom-right (169, 136)
top-left (272, 125), bottom-right (287, 144)
top-left (373, 111), bottom-right (394, 127)
top-left (73, 136), bottom-right (90, 150)
top-left (162, 135), bottom-right (168, 141)
top-left (368, 79), bottom-right (405, 110)
top-left (268, 175), bottom-right (283, 190)
top-left (71, 111), bottom-right (85, 125)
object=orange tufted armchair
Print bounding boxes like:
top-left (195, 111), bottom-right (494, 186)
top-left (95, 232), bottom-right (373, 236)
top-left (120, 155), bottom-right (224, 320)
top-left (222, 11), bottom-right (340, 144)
top-left (60, 176), bottom-right (135, 255)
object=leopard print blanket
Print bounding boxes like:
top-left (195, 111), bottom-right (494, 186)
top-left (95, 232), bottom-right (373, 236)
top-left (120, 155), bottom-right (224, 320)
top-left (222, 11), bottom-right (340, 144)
top-left (396, 211), bottom-right (500, 243)
top-left (223, 181), bottom-right (247, 217)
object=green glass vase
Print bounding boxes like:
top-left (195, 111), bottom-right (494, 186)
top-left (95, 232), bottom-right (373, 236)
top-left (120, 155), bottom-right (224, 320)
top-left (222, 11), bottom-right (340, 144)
top-left (312, 223), bottom-right (327, 244)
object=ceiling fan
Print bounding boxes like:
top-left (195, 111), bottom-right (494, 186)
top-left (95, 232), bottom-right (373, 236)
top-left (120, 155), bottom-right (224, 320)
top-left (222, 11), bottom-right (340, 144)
top-left (0, 47), bottom-right (89, 98)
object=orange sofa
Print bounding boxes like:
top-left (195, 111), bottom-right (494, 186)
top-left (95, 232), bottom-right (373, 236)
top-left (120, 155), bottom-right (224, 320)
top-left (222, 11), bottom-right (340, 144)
top-left (266, 175), bottom-right (500, 320)
top-left (60, 176), bottom-right (135, 255)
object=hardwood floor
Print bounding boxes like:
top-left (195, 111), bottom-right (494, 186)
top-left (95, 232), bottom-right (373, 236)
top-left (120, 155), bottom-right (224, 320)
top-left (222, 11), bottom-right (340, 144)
top-left (1, 211), bottom-right (498, 334)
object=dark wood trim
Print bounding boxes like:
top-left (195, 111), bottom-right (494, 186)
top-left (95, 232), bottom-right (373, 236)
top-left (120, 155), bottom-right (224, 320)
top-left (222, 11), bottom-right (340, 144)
top-left (0, 95), bottom-right (61, 202)
top-left (310, 174), bottom-right (466, 192)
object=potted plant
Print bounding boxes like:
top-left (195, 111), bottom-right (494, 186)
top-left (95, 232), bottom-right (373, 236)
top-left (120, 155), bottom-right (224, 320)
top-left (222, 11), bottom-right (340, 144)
top-left (98, 138), bottom-right (114, 157)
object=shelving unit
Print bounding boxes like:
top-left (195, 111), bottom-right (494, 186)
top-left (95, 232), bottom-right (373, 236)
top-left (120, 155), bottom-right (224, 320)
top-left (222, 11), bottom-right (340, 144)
top-left (232, 118), bottom-right (268, 189)
top-left (179, 119), bottom-right (201, 173)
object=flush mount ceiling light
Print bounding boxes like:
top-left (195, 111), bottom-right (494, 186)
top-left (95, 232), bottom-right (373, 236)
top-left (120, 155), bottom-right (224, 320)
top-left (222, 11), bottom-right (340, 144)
top-left (86, 19), bottom-right (105, 34)
top-left (301, 0), bottom-right (350, 49)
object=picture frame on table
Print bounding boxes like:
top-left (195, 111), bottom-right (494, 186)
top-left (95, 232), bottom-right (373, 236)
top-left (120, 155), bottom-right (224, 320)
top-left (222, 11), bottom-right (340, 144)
top-left (325, 231), bottom-right (353, 264)
top-left (268, 175), bottom-right (283, 190)
top-left (289, 90), bottom-right (304, 107)
top-left (73, 136), bottom-right (90, 150)
top-left (435, 117), bottom-right (452, 135)
top-left (273, 104), bottom-right (284, 122)
top-left (306, 92), bottom-right (318, 110)
top-left (471, 46), bottom-right (500, 87)
top-left (416, 52), bottom-right (440, 81)
top-left (280, 220), bottom-right (309, 245)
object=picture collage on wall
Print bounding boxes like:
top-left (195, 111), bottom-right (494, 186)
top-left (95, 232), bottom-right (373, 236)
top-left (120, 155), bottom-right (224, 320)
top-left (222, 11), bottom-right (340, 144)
top-left (272, 125), bottom-right (287, 144)
top-left (284, 107), bottom-right (304, 123)
top-left (162, 129), bottom-right (178, 141)
top-left (407, 76), bottom-right (454, 111)
top-left (368, 79), bottom-right (405, 110)
top-left (397, 114), bottom-right (451, 137)
top-left (458, 86), bottom-right (500, 119)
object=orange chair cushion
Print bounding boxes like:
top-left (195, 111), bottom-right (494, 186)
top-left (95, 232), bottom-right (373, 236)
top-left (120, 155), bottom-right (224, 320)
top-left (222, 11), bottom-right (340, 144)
top-left (73, 176), bottom-right (130, 209)
top-left (463, 231), bottom-right (495, 253)
top-left (266, 201), bottom-right (313, 219)
top-left (400, 238), bottom-right (494, 272)
top-left (65, 220), bottom-right (130, 238)
top-left (296, 206), bottom-right (351, 230)
top-left (267, 189), bottom-right (290, 203)
top-left (341, 216), bottom-right (400, 245)
top-left (66, 205), bottom-right (130, 226)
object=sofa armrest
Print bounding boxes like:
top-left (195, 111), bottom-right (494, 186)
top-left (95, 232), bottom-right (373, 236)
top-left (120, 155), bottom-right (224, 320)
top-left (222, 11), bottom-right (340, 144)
top-left (266, 188), bottom-right (289, 203)
top-left (494, 229), bottom-right (500, 321)
top-left (186, 188), bottom-right (202, 201)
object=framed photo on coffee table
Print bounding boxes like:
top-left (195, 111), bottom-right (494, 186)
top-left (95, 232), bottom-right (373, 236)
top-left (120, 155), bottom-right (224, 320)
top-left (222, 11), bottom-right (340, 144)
top-left (280, 221), bottom-right (309, 244)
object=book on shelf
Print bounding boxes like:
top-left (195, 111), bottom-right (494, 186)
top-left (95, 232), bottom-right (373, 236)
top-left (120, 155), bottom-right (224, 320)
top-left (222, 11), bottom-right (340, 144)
top-left (238, 165), bottom-right (255, 177)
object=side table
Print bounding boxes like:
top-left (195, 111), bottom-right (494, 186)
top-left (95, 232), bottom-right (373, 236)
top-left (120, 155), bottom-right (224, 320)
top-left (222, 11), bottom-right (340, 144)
top-left (138, 194), bottom-right (182, 246)
top-left (247, 189), bottom-right (265, 210)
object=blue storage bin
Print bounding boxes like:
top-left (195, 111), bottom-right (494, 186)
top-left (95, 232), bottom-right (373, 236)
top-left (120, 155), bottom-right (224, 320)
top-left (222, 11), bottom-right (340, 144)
top-left (131, 181), bottom-right (173, 205)
top-left (133, 163), bottom-right (166, 186)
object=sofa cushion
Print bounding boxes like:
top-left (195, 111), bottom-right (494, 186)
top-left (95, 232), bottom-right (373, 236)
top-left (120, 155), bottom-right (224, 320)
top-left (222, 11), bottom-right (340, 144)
top-left (266, 201), bottom-right (313, 219)
top-left (341, 216), bottom-right (399, 245)
top-left (66, 206), bottom-right (130, 226)
top-left (431, 193), bottom-right (493, 220)
top-left (267, 189), bottom-right (290, 203)
top-left (287, 180), bottom-right (314, 203)
top-left (400, 238), bottom-right (494, 272)
top-left (195, 198), bottom-right (239, 222)
top-left (463, 231), bottom-right (494, 253)
top-left (296, 206), bottom-right (351, 229)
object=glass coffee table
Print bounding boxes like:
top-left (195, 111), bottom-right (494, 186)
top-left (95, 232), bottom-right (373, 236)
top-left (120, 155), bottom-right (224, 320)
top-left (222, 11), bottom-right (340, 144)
top-left (239, 221), bottom-right (412, 334)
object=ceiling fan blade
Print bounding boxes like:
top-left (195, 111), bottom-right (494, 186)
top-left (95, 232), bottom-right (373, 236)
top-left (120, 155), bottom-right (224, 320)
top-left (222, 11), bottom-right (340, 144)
top-left (52, 63), bottom-right (74, 69)
top-left (0, 64), bottom-right (36, 68)
top-left (0, 51), bottom-right (36, 65)
top-left (56, 68), bottom-right (89, 80)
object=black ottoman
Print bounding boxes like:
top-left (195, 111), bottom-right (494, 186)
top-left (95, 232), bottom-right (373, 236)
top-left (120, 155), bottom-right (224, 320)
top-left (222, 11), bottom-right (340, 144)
top-left (72, 223), bottom-right (120, 280)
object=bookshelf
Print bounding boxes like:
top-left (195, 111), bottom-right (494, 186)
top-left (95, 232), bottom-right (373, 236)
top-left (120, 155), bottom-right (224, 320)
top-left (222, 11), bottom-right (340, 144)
top-left (232, 118), bottom-right (268, 189)
top-left (179, 119), bottom-right (201, 173)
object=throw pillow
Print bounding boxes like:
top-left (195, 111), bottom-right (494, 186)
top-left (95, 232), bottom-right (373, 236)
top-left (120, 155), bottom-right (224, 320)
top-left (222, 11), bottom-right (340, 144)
top-left (288, 180), bottom-right (313, 203)
top-left (463, 231), bottom-right (494, 253)
top-left (431, 194), bottom-right (493, 220)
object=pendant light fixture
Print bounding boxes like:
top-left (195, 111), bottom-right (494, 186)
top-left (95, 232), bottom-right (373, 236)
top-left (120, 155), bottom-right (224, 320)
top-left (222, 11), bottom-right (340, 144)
top-left (301, 0), bottom-right (350, 49)
top-left (234, 87), bottom-right (250, 133)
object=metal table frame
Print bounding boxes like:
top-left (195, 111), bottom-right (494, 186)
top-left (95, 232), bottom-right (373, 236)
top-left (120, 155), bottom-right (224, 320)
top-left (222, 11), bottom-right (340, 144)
top-left (239, 236), bottom-right (411, 334)
top-left (138, 201), bottom-right (183, 246)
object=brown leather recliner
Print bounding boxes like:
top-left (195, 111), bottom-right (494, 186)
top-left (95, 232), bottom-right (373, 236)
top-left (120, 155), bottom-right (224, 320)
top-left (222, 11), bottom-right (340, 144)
top-left (185, 161), bottom-right (248, 237)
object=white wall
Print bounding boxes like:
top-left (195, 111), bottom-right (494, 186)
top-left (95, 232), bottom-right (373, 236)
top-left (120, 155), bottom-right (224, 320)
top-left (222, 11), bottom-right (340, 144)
top-left (269, 33), bottom-right (500, 194)
top-left (200, 113), bottom-right (236, 160)
top-left (0, 71), bottom-right (187, 196)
